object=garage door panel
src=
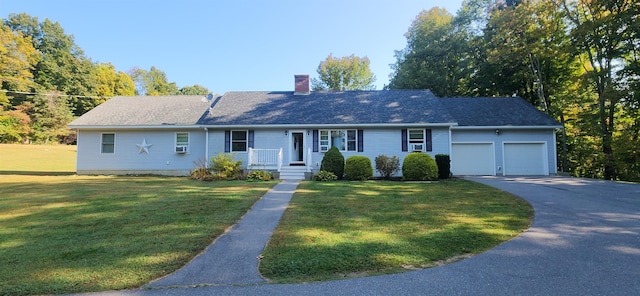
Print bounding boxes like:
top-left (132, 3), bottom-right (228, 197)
top-left (451, 143), bottom-right (494, 175)
top-left (504, 143), bottom-right (546, 175)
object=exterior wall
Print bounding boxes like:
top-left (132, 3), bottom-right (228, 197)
top-left (207, 127), bottom-right (451, 177)
top-left (76, 129), bottom-right (206, 176)
top-left (205, 129), bottom-right (286, 166)
top-left (450, 128), bottom-right (557, 175)
top-left (76, 126), bottom-right (556, 177)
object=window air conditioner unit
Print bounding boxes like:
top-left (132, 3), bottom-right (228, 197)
top-left (175, 146), bottom-right (188, 153)
top-left (410, 144), bottom-right (423, 151)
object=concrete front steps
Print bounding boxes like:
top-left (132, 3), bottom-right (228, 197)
top-left (279, 166), bottom-right (307, 180)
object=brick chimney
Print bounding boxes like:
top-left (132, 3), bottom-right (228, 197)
top-left (294, 74), bottom-right (310, 95)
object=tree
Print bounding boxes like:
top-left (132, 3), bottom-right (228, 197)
top-left (4, 13), bottom-right (97, 116)
top-left (130, 66), bottom-right (178, 95)
top-left (388, 7), bottom-right (472, 96)
top-left (562, 0), bottom-right (637, 180)
top-left (0, 108), bottom-right (31, 143)
top-left (0, 24), bottom-right (40, 92)
top-left (311, 54), bottom-right (376, 91)
top-left (178, 84), bottom-right (210, 95)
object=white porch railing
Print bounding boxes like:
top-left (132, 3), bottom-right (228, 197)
top-left (248, 148), bottom-right (282, 170)
top-left (307, 148), bottom-right (312, 172)
top-left (249, 147), bottom-right (311, 172)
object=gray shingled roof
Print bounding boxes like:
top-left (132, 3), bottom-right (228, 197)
top-left (69, 91), bottom-right (561, 128)
top-left (438, 97), bottom-right (561, 126)
top-left (198, 90), bottom-right (457, 125)
top-left (69, 96), bottom-right (211, 126)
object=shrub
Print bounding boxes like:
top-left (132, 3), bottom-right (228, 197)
top-left (375, 154), bottom-right (400, 178)
top-left (314, 170), bottom-right (338, 181)
top-left (345, 156), bottom-right (373, 180)
top-left (246, 170), bottom-right (272, 181)
top-left (210, 153), bottom-right (243, 180)
top-left (190, 159), bottom-right (211, 181)
top-left (402, 152), bottom-right (438, 181)
top-left (435, 154), bottom-right (451, 179)
top-left (320, 146), bottom-right (345, 179)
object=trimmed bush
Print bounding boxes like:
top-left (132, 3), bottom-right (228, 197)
top-left (402, 152), bottom-right (438, 181)
top-left (210, 153), bottom-right (243, 180)
top-left (246, 170), bottom-right (273, 181)
top-left (435, 154), bottom-right (451, 179)
top-left (314, 170), bottom-right (338, 181)
top-left (345, 156), bottom-right (373, 181)
top-left (375, 154), bottom-right (400, 179)
top-left (320, 146), bottom-right (345, 179)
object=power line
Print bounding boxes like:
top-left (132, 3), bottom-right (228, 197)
top-left (0, 89), bottom-right (109, 99)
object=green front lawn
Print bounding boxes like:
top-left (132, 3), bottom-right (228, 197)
top-left (0, 144), bottom-right (76, 174)
top-left (259, 180), bottom-right (533, 282)
top-left (0, 175), bottom-right (276, 295)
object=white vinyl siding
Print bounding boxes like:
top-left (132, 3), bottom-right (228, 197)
top-left (76, 130), bottom-right (206, 175)
top-left (101, 133), bottom-right (115, 153)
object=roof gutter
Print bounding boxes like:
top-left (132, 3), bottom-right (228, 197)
top-left (450, 125), bottom-right (563, 130)
top-left (68, 125), bottom-right (204, 130)
top-left (196, 123), bottom-right (458, 129)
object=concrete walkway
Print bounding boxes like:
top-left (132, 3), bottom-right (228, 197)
top-left (146, 179), bottom-right (300, 288)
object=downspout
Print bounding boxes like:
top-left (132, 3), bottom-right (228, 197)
top-left (204, 127), bottom-right (209, 166)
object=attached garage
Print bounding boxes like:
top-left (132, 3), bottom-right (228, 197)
top-left (503, 142), bottom-right (548, 175)
top-left (451, 143), bottom-right (495, 175)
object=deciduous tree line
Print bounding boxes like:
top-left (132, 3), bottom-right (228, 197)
top-left (0, 13), bottom-right (210, 144)
top-left (387, 0), bottom-right (639, 182)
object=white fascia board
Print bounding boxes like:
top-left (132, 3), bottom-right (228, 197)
top-left (198, 123), bottom-right (459, 129)
top-left (450, 125), bottom-right (563, 130)
top-left (68, 125), bottom-right (202, 130)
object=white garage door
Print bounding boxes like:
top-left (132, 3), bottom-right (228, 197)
top-left (451, 143), bottom-right (495, 175)
top-left (503, 143), bottom-right (547, 175)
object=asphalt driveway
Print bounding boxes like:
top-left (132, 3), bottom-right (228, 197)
top-left (80, 176), bottom-right (640, 296)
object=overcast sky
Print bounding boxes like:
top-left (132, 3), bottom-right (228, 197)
top-left (1, 0), bottom-right (465, 94)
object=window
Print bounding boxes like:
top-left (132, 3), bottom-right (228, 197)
top-left (175, 132), bottom-right (189, 153)
top-left (319, 129), bottom-right (358, 152)
top-left (402, 129), bottom-right (432, 152)
top-left (101, 133), bottom-right (115, 153)
top-left (231, 130), bottom-right (247, 152)
top-left (408, 129), bottom-right (424, 151)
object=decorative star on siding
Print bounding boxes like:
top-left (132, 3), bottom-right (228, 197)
top-left (136, 138), bottom-right (152, 154)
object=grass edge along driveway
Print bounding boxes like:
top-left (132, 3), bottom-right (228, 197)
top-left (260, 179), bottom-right (533, 283)
top-left (0, 175), bottom-right (276, 295)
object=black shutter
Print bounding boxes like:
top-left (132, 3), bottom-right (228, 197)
top-left (224, 130), bottom-right (230, 152)
top-left (426, 129), bottom-right (432, 151)
top-left (248, 130), bottom-right (254, 149)
top-left (312, 129), bottom-right (319, 152)
top-left (357, 129), bottom-right (364, 152)
top-left (401, 129), bottom-right (408, 152)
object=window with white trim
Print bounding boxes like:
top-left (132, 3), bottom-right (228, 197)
top-left (101, 133), bottom-right (115, 153)
top-left (319, 129), bottom-right (357, 152)
top-left (175, 132), bottom-right (189, 153)
top-left (231, 130), bottom-right (248, 152)
top-left (408, 129), bottom-right (425, 151)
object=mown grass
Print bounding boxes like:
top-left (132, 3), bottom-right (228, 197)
top-left (0, 144), bottom-right (76, 174)
top-left (0, 175), bottom-right (276, 295)
top-left (260, 180), bottom-right (533, 283)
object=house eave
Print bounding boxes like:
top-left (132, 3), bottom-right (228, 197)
top-left (68, 125), bottom-right (203, 130)
top-left (450, 125), bottom-right (563, 130)
top-left (198, 123), bottom-right (458, 129)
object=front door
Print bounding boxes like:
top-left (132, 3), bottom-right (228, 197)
top-left (290, 131), bottom-right (305, 165)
